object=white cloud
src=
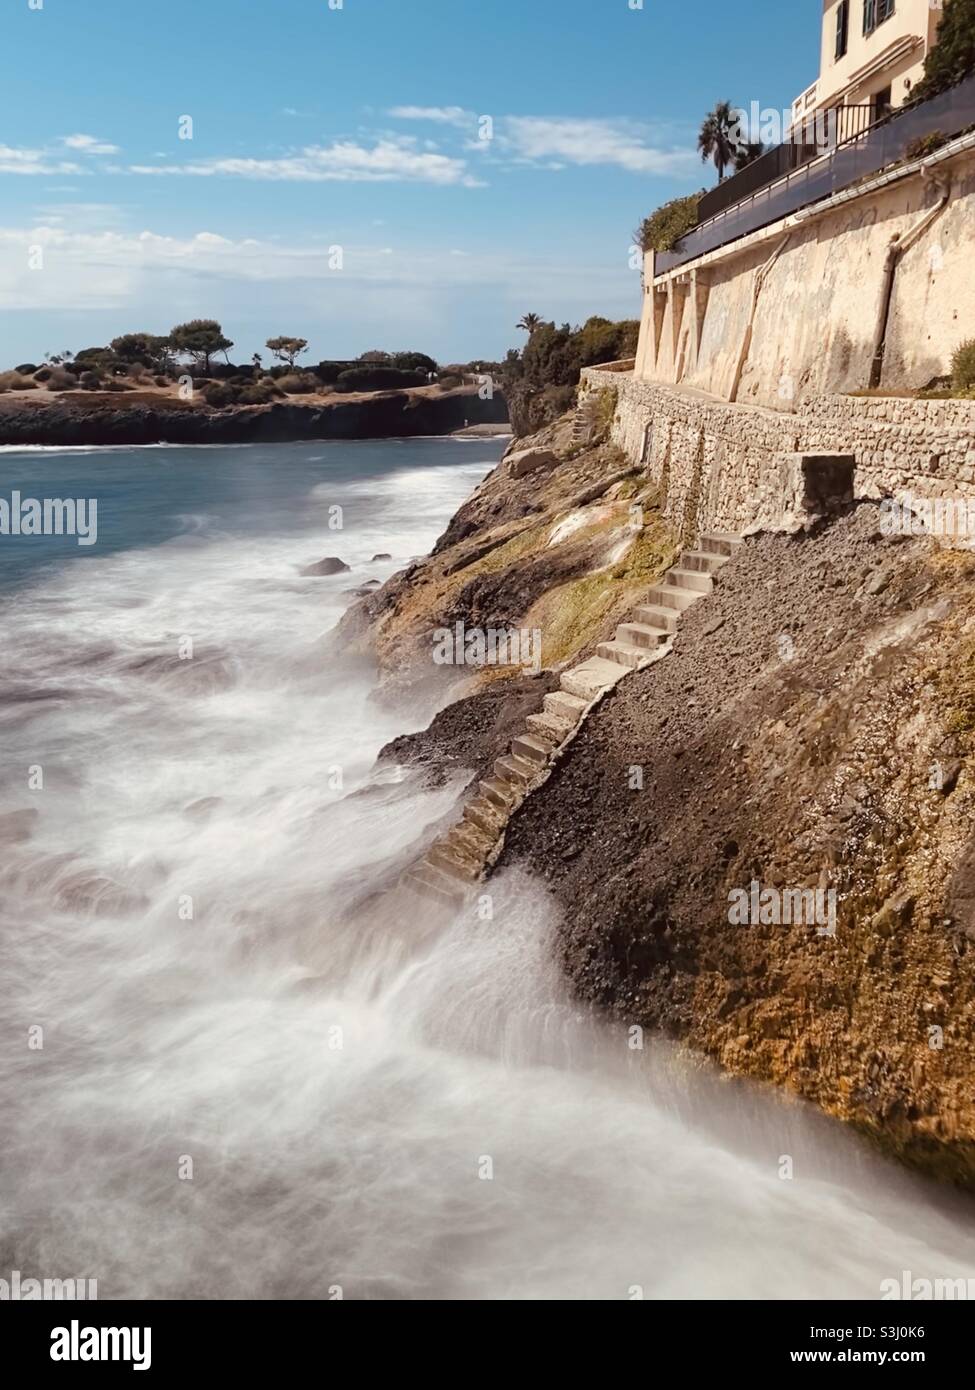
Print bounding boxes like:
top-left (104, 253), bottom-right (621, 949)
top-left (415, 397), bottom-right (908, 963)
top-left (490, 116), bottom-right (696, 176)
top-left (62, 134), bottom-right (121, 156)
top-left (129, 138), bottom-right (482, 186)
top-left (0, 222), bottom-right (628, 313)
top-left (0, 144), bottom-right (82, 177)
top-left (388, 105), bottom-right (475, 128)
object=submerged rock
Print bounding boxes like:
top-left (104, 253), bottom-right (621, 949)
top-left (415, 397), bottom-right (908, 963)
top-left (301, 556), bottom-right (350, 576)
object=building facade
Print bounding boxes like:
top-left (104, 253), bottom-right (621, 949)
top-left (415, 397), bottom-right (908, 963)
top-left (791, 0), bottom-right (942, 129)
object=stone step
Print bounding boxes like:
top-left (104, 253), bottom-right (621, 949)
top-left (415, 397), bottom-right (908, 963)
top-left (544, 690), bottom-right (588, 723)
top-left (427, 841), bottom-right (482, 882)
top-left (464, 797), bottom-right (505, 836)
top-left (511, 732), bottom-right (554, 766)
top-left (699, 532), bottom-right (743, 557)
top-left (666, 567), bottom-right (713, 594)
top-left (596, 639), bottom-right (647, 669)
top-left (560, 657), bottom-right (627, 701)
top-left (402, 863), bottom-right (466, 906)
top-left (645, 583), bottom-right (702, 612)
top-left (680, 548), bottom-right (728, 573)
top-left (446, 821), bottom-right (493, 862)
top-left (617, 621), bottom-right (669, 650)
top-left (526, 711), bottom-right (573, 744)
top-left (480, 777), bottom-right (518, 811)
top-left (632, 603), bottom-right (680, 633)
top-left (494, 753), bottom-right (537, 787)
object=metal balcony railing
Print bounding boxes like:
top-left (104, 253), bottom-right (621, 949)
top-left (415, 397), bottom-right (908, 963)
top-left (698, 103), bottom-right (881, 225)
top-left (656, 75), bottom-right (975, 276)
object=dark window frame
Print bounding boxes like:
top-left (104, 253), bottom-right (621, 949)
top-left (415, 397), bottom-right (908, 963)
top-left (835, 0), bottom-right (850, 60)
top-left (864, 0), bottom-right (895, 35)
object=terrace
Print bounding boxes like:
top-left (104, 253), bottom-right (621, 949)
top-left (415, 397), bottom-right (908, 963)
top-left (656, 74), bottom-right (975, 276)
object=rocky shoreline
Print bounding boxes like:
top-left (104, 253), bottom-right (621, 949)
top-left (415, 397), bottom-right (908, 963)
top-left (0, 385), bottom-right (508, 447)
top-left (338, 400), bottom-right (975, 1188)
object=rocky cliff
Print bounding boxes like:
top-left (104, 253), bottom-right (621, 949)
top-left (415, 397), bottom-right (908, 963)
top-left (0, 385), bottom-right (508, 447)
top-left (346, 396), bottom-right (975, 1187)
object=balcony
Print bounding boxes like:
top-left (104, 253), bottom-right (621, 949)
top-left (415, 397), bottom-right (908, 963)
top-left (698, 103), bottom-right (886, 226)
top-left (656, 74), bottom-right (975, 276)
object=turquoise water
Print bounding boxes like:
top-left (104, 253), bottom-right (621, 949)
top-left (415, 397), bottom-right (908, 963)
top-left (0, 437), bottom-right (503, 589)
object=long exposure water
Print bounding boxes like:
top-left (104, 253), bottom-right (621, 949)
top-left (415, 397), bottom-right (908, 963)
top-left (2, 438), bottom-right (974, 1300)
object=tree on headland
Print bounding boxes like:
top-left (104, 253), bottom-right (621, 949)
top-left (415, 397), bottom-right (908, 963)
top-left (266, 336), bottom-right (309, 369)
top-left (698, 102), bottom-right (740, 182)
top-left (910, 0), bottom-right (975, 103)
top-left (517, 313), bottom-right (542, 335)
top-left (170, 319), bottom-right (234, 374)
top-left (111, 333), bottom-right (172, 372)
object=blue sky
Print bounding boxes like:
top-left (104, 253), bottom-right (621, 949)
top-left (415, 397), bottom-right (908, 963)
top-left (0, 0), bottom-right (820, 366)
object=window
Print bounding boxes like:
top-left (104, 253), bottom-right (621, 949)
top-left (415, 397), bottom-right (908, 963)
top-left (873, 84), bottom-right (892, 120)
top-left (863, 0), bottom-right (894, 35)
top-left (835, 0), bottom-right (849, 59)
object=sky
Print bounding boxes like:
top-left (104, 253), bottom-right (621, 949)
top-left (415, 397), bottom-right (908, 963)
top-left (0, 0), bottom-right (821, 367)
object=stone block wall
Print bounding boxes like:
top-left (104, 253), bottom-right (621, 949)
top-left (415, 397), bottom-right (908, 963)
top-left (581, 367), bottom-right (975, 537)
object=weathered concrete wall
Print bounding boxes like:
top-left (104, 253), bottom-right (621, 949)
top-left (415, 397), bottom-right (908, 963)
top-left (581, 368), bottom-right (975, 537)
top-left (637, 143), bottom-right (975, 412)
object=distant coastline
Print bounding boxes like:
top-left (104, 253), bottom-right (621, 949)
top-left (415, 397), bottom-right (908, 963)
top-left (0, 384), bottom-right (509, 449)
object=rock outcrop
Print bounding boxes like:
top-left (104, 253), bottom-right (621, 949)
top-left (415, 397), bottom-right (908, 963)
top-left (0, 386), bottom-right (508, 447)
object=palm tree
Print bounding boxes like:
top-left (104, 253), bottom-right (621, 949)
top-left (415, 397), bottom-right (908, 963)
top-left (516, 313), bottom-right (542, 335)
top-left (698, 102), bottom-right (739, 183)
top-left (733, 140), bottom-right (765, 173)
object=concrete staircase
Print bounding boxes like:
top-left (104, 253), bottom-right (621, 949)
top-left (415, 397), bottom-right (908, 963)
top-left (401, 531), bottom-right (743, 905)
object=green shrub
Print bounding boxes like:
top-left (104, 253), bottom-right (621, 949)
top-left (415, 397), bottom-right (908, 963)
top-left (951, 337), bottom-right (975, 390)
top-left (43, 366), bottom-right (78, 392)
top-left (910, 0), bottom-right (975, 105)
top-left (239, 384), bottom-right (278, 405)
top-left (0, 371), bottom-right (36, 392)
top-left (79, 371), bottom-right (104, 391)
top-left (438, 374), bottom-right (463, 389)
top-left (15, 362), bottom-right (38, 375)
top-left (905, 130), bottom-right (948, 161)
top-left (33, 366), bottom-right (52, 382)
top-left (276, 372), bottom-right (319, 394)
top-left (202, 381), bottom-right (241, 407)
top-left (153, 374), bottom-right (169, 388)
top-left (335, 366), bottom-right (426, 392)
top-left (635, 192), bottom-right (703, 253)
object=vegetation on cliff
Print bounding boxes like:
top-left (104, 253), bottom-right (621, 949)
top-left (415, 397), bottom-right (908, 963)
top-left (635, 193), bottom-right (703, 254)
top-left (337, 390), bottom-right (675, 702)
top-left (500, 317), bottom-right (638, 436)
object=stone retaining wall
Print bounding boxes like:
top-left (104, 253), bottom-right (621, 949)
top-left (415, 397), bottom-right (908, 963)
top-left (581, 367), bottom-right (975, 536)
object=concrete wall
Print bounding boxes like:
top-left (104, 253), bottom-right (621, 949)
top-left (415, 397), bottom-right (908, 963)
top-left (637, 143), bottom-right (975, 412)
top-left (581, 367), bottom-right (975, 538)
